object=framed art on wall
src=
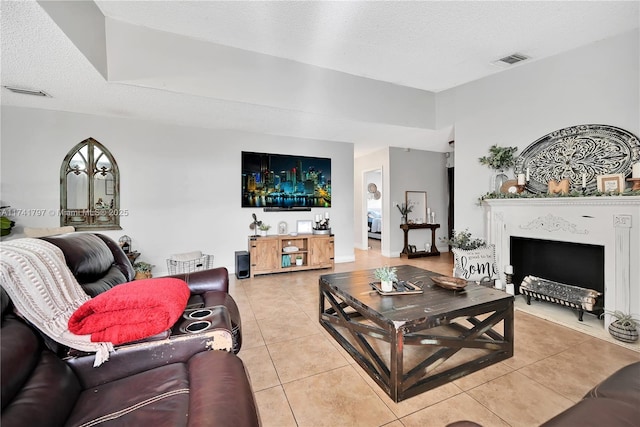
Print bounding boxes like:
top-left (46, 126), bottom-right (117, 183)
top-left (405, 191), bottom-right (427, 223)
top-left (278, 221), bottom-right (288, 235)
top-left (597, 174), bottom-right (624, 193)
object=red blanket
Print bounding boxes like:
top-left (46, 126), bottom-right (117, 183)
top-left (68, 278), bottom-right (190, 345)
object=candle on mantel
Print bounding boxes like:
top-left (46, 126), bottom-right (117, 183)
top-left (517, 174), bottom-right (525, 185)
top-left (582, 173), bottom-right (587, 188)
top-left (526, 168), bottom-right (530, 182)
top-left (315, 214), bottom-right (321, 222)
top-left (325, 211), bottom-right (330, 219)
top-left (505, 265), bottom-right (514, 275)
top-left (633, 162), bottom-right (640, 178)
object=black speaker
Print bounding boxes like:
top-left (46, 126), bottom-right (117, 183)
top-left (235, 251), bottom-right (250, 279)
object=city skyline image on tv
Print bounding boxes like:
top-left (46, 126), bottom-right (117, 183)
top-left (241, 151), bottom-right (331, 208)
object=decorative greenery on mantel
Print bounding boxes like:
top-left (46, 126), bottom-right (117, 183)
top-left (479, 189), bottom-right (640, 203)
top-left (478, 145), bottom-right (518, 171)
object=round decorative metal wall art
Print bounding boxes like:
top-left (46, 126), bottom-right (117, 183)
top-left (514, 124), bottom-right (640, 194)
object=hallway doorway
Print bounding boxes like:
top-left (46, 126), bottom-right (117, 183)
top-left (364, 169), bottom-right (382, 254)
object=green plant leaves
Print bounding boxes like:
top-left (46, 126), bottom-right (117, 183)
top-left (478, 145), bottom-right (518, 171)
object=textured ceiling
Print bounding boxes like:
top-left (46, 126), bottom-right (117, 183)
top-left (1, 1), bottom-right (638, 157)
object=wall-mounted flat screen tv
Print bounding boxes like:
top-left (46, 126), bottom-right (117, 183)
top-left (242, 151), bottom-right (331, 209)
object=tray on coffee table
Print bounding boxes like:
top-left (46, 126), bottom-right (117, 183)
top-left (370, 280), bottom-right (424, 295)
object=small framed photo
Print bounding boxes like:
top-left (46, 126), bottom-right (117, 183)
top-left (597, 174), bottom-right (624, 193)
top-left (296, 220), bottom-right (313, 234)
top-left (277, 221), bottom-right (288, 235)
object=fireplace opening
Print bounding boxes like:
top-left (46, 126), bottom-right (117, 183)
top-left (510, 237), bottom-right (605, 302)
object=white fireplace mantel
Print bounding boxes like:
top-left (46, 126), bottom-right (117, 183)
top-left (483, 196), bottom-right (640, 329)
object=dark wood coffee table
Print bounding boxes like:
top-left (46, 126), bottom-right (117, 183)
top-left (319, 265), bottom-right (514, 402)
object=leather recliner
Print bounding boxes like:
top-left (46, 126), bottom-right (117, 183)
top-left (40, 233), bottom-right (243, 352)
top-left (446, 361), bottom-right (640, 427)
top-left (0, 288), bottom-right (260, 427)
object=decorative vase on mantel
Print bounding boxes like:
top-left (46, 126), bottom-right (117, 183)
top-left (493, 170), bottom-right (508, 194)
top-left (478, 144), bottom-right (519, 193)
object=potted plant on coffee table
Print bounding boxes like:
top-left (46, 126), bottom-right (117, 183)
top-left (374, 266), bottom-right (398, 292)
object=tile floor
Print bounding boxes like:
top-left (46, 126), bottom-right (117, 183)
top-left (230, 241), bottom-right (640, 427)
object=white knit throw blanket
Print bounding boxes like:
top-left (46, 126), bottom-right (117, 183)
top-left (0, 238), bottom-right (113, 366)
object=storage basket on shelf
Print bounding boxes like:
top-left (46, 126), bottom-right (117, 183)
top-left (167, 251), bottom-right (214, 275)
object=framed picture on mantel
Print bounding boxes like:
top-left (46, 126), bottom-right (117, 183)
top-left (597, 174), bottom-right (624, 193)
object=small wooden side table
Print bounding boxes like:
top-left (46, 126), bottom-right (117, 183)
top-left (400, 223), bottom-right (441, 258)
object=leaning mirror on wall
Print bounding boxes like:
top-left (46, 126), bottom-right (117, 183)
top-left (60, 138), bottom-right (121, 230)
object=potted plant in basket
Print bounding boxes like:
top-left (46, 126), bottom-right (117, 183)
top-left (603, 310), bottom-right (639, 343)
top-left (1, 206), bottom-right (15, 237)
top-left (374, 266), bottom-right (398, 292)
top-left (0, 215), bottom-right (15, 237)
top-left (133, 262), bottom-right (153, 280)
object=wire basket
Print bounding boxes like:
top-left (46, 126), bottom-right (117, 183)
top-left (167, 254), bottom-right (214, 275)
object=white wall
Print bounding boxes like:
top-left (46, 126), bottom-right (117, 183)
top-left (0, 106), bottom-right (355, 274)
top-left (443, 29), bottom-right (639, 238)
top-left (353, 30), bottom-right (639, 256)
top-left (3, 30), bottom-right (636, 274)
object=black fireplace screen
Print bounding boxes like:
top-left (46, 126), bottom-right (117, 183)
top-left (510, 237), bottom-right (604, 296)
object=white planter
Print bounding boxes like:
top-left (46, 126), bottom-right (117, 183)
top-left (259, 230), bottom-right (267, 237)
top-left (295, 258), bottom-right (303, 266)
top-left (381, 280), bottom-right (394, 292)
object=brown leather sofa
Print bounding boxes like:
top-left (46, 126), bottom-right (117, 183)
top-left (41, 233), bottom-right (243, 352)
top-left (540, 361), bottom-right (640, 426)
top-left (0, 287), bottom-right (260, 426)
top-left (446, 361), bottom-right (640, 427)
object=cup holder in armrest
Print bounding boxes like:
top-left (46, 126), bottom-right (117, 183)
top-left (175, 305), bottom-right (234, 351)
top-left (178, 306), bottom-right (232, 336)
top-left (184, 308), bottom-right (216, 320)
top-left (182, 320), bottom-right (212, 333)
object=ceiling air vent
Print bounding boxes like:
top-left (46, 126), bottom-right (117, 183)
top-left (3, 86), bottom-right (51, 97)
top-left (491, 53), bottom-right (530, 68)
